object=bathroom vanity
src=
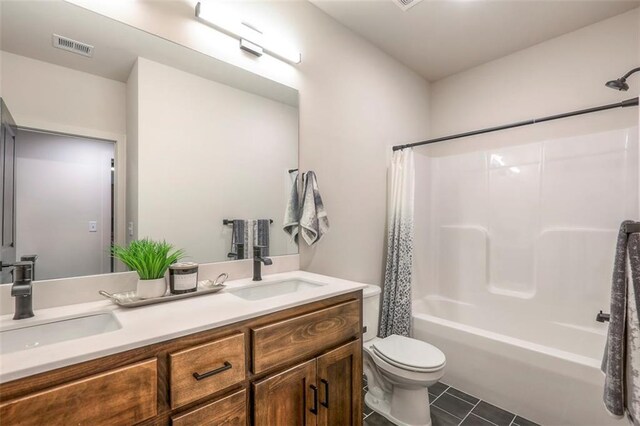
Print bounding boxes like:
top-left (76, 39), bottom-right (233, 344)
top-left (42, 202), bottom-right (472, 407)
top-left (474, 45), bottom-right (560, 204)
top-left (0, 273), bottom-right (365, 425)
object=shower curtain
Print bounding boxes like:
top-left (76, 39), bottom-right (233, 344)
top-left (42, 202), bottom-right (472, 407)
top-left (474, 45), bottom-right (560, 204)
top-left (380, 148), bottom-right (415, 338)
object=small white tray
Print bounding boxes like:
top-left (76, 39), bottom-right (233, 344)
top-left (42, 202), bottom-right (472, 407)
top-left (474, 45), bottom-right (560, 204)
top-left (99, 275), bottom-right (228, 308)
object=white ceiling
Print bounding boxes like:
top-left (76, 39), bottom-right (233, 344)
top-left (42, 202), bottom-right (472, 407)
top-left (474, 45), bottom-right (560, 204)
top-left (0, 1), bottom-right (298, 105)
top-left (310, 0), bottom-right (640, 81)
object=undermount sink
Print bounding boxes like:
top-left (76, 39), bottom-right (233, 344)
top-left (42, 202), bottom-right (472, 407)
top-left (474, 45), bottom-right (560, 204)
top-left (0, 313), bottom-right (121, 354)
top-left (229, 280), bottom-right (324, 301)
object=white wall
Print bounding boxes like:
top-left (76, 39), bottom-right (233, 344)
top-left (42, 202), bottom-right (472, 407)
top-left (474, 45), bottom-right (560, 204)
top-left (66, 0), bottom-right (431, 285)
top-left (16, 130), bottom-right (114, 280)
top-left (130, 57), bottom-right (298, 263)
top-left (429, 9), bottom-right (639, 138)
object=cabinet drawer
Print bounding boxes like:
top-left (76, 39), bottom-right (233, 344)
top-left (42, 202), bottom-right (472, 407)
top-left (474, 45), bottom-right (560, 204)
top-left (170, 333), bottom-right (246, 409)
top-left (171, 388), bottom-right (247, 426)
top-left (0, 358), bottom-right (157, 426)
top-left (251, 299), bottom-right (360, 374)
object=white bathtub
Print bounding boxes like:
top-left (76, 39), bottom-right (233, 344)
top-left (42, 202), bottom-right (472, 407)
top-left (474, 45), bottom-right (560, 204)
top-left (412, 297), bottom-right (626, 426)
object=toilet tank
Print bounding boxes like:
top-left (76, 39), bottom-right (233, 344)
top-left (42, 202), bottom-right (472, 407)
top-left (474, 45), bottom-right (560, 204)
top-left (362, 285), bottom-right (381, 342)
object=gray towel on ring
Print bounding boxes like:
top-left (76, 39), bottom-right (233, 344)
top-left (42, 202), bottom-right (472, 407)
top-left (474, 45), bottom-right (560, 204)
top-left (300, 171), bottom-right (329, 246)
top-left (602, 220), bottom-right (640, 423)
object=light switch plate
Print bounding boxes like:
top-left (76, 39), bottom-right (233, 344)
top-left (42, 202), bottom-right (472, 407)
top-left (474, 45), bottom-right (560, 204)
top-left (89, 221), bottom-right (97, 232)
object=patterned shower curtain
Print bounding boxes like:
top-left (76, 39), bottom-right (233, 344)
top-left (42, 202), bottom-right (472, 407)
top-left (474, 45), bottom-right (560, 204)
top-left (380, 148), bottom-right (415, 338)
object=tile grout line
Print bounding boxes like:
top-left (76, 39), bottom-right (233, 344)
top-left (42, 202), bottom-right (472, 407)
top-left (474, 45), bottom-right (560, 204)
top-left (444, 389), bottom-right (479, 407)
top-left (367, 381), bottom-right (527, 426)
top-left (442, 385), bottom-right (520, 426)
top-left (432, 404), bottom-right (467, 422)
top-left (428, 385), bottom-right (451, 406)
top-left (472, 409), bottom-right (516, 426)
top-left (430, 385), bottom-right (475, 422)
top-left (440, 386), bottom-right (513, 426)
top-left (456, 399), bottom-right (482, 426)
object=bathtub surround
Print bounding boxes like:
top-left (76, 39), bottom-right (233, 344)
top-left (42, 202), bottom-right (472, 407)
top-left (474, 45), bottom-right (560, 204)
top-left (380, 149), bottom-right (415, 338)
top-left (413, 125), bottom-right (638, 425)
top-left (409, 10), bottom-right (639, 424)
top-left (299, 171), bottom-right (329, 246)
top-left (602, 221), bottom-right (640, 423)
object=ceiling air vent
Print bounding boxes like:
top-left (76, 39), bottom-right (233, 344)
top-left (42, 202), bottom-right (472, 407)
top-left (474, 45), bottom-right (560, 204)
top-left (52, 34), bottom-right (94, 58)
top-left (392, 0), bottom-right (424, 11)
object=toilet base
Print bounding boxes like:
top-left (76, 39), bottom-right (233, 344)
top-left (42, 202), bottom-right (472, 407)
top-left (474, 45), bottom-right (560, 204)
top-left (365, 390), bottom-right (432, 426)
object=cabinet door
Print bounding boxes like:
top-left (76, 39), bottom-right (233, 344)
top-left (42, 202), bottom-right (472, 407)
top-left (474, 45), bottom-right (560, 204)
top-left (316, 339), bottom-right (362, 426)
top-left (253, 359), bottom-right (317, 426)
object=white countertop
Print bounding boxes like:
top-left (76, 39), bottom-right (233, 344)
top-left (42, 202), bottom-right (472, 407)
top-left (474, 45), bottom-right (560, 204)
top-left (0, 271), bottom-right (368, 383)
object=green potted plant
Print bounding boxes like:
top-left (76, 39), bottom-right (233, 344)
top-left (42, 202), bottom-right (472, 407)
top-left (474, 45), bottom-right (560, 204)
top-left (111, 239), bottom-right (185, 299)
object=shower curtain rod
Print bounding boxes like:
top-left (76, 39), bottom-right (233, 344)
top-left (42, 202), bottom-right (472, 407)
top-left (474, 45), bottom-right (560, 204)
top-left (392, 97), bottom-right (639, 151)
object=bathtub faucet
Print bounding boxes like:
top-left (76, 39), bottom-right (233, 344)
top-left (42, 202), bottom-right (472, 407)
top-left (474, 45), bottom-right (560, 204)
top-left (596, 310), bottom-right (610, 323)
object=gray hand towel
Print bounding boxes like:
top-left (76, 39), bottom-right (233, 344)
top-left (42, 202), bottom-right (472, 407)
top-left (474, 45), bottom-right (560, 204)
top-left (300, 171), bottom-right (329, 246)
top-left (283, 171), bottom-right (299, 243)
top-left (253, 219), bottom-right (270, 256)
top-left (602, 221), bottom-right (640, 423)
top-left (230, 219), bottom-right (249, 259)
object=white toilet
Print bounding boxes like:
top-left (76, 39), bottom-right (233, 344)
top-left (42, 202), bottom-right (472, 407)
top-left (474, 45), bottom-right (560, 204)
top-left (362, 285), bottom-right (446, 426)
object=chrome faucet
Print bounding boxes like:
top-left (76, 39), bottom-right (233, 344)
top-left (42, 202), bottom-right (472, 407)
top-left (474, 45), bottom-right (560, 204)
top-left (11, 261), bottom-right (34, 320)
top-left (252, 246), bottom-right (272, 281)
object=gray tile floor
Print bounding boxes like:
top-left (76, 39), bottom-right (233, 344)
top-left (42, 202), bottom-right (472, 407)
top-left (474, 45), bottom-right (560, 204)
top-left (362, 379), bottom-right (541, 426)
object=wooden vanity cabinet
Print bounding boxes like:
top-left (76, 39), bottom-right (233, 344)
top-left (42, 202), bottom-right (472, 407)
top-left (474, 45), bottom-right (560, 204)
top-left (0, 358), bottom-right (158, 425)
top-left (253, 339), bottom-right (362, 426)
top-left (316, 340), bottom-right (362, 426)
top-left (171, 389), bottom-right (247, 426)
top-left (253, 359), bottom-right (318, 426)
top-left (0, 290), bottom-right (363, 426)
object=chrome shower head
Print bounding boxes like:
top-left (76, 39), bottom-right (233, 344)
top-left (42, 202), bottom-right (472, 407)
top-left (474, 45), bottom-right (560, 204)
top-left (606, 67), bottom-right (640, 91)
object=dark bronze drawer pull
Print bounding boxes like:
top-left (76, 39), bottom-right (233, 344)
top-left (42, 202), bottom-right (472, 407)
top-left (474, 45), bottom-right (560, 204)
top-left (320, 379), bottom-right (329, 408)
top-left (309, 384), bottom-right (319, 415)
top-left (192, 361), bottom-right (232, 381)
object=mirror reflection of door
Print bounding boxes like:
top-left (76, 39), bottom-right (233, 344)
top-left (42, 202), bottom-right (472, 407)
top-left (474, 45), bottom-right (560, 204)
top-left (0, 99), bottom-right (17, 284)
top-left (15, 129), bottom-right (115, 281)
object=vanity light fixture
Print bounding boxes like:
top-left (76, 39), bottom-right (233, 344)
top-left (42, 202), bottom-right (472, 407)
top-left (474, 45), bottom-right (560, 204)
top-left (195, 1), bottom-right (301, 64)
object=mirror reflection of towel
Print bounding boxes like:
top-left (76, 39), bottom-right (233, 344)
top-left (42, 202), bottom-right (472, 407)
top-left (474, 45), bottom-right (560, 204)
top-left (230, 220), bottom-right (249, 259)
top-left (283, 171), bottom-right (299, 243)
top-left (253, 219), bottom-right (270, 256)
top-left (300, 171), bottom-right (329, 246)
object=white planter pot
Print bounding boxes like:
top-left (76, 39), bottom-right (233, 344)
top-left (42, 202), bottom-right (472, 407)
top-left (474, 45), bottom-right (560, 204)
top-left (136, 277), bottom-right (167, 299)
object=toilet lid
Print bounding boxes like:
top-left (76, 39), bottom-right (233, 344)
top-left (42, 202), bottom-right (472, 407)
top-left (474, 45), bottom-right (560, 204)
top-left (372, 335), bottom-right (446, 372)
